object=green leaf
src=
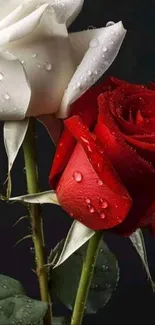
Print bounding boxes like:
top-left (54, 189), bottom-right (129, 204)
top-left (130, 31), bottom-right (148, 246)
top-left (129, 229), bottom-right (155, 291)
top-left (0, 275), bottom-right (48, 325)
top-left (0, 275), bottom-right (25, 299)
top-left (49, 240), bottom-right (119, 314)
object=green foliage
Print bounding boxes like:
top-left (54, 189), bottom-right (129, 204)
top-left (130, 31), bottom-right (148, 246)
top-left (49, 240), bottom-right (119, 314)
top-left (0, 275), bottom-right (47, 325)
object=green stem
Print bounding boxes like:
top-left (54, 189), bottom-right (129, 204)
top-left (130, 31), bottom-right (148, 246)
top-left (71, 231), bottom-right (103, 325)
top-left (23, 117), bottom-right (52, 325)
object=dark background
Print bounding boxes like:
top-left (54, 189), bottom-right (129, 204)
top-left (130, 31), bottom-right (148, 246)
top-left (1, 0), bottom-right (155, 323)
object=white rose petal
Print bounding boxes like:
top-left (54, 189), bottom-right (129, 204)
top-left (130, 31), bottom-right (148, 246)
top-left (4, 118), bottom-right (29, 172)
top-left (0, 57), bottom-right (31, 120)
top-left (50, 0), bottom-right (84, 26)
top-left (0, 0), bottom-right (126, 171)
top-left (58, 21), bottom-right (126, 118)
top-left (0, 4), bottom-right (49, 46)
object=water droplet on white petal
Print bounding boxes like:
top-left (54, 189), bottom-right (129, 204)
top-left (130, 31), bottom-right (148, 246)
top-left (37, 64), bottom-right (41, 68)
top-left (44, 62), bottom-right (52, 71)
top-left (106, 21), bottom-right (115, 27)
top-left (32, 53), bottom-right (37, 58)
top-left (21, 60), bottom-right (25, 65)
top-left (3, 93), bottom-right (10, 100)
top-left (102, 46), bottom-right (107, 52)
top-left (90, 38), bottom-right (99, 48)
top-left (73, 171), bottom-right (83, 183)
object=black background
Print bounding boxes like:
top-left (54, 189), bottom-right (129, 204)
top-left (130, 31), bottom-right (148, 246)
top-left (1, 0), bottom-right (155, 324)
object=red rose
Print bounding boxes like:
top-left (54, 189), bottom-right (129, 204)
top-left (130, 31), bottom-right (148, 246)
top-left (49, 77), bottom-right (155, 236)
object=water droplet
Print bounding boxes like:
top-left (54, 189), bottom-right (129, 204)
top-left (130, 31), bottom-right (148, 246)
top-left (87, 70), bottom-right (92, 76)
top-left (97, 180), bottom-right (103, 186)
top-left (0, 305), bottom-right (2, 309)
top-left (3, 285), bottom-right (7, 288)
top-left (99, 211), bottom-right (106, 219)
top-left (37, 63), bottom-right (41, 68)
top-left (73, 171), bottom-right (83, 183)
top-left (76, 81), bottom-right (81, 87)
top-left (85, 198), bottom-right (91, 204)
top-left (3, 93), bottom-right (10, 100)
top-left (88, 205), bottom-right (95, 214)
top-left (94, 70), bottom-right (98, 75)
top-left (102, 46), bottom-right (107, 52)
top-left (21, 60), bottom-right (25, 65)
top-left (44, 62), bottom-right (52, 71)
top-left (32, 53), bottom-right (37, 58)
top-left (70, 212), bottom-right (74, 217)
top-left (101, 265), bottom-right (109, 271)
top-left (106, 21), bottom-right (115, 27)
top-left (0, 73), bottom-right (4, 80)
top-left (99, 199), bottom-right (108, 209)
top-left (90, 38), bottom-right (99, 48)
top-left (27, 299), bottom-right (32, 303)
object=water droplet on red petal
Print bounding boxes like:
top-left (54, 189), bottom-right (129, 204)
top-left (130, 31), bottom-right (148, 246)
top-left (73, 171), bottom-right (83, 183)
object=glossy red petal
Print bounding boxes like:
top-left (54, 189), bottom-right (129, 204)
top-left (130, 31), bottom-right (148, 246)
top-left (49, 84), bottom-right (102, 189)
top-left (65, 115), bottom-right (130, 196)
top-left (123, 133), bottom-right (155, 151)
top-left (56, 145), bottom-right (131, 230)
top-left (95, 93), bottom-right (155, 235)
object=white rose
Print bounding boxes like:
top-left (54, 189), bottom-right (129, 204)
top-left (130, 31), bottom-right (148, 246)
top-left (0, 0), bottom-right (126, 172)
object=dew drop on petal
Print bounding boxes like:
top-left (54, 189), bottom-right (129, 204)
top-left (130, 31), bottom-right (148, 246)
top-left (97, 180), bottom-right (103, 186)
top-left (87, 204), bottom-right (95, 214)
top-left (37, 63), bottom-right (41, 68)
top-left (102, 46), bottom-right (107, 52)
top-left (21, 60), bottom-right (25, 65)
top-left (73, 171), bottom-right (83, 183)
top-left (85, 198), bottom-right (91, 204)
top-left (3, 93), bottom-right (10, 100)
top-left (106, 21), bottom-right (115, 27)
top-left (99, 199), bottom-right (108, 209)
top-left (0, 73), bottom-right (4, 80)
top-left (99, 211), bottom-right (106, 219)
top-left (32, 52), bottom-right (37, 58)
top-left (44, 62), bottom-right (52, 71)
top-left (90, 38), bottom-right (99, 48)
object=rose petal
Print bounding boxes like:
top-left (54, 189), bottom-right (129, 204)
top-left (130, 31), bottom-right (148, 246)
top-left (95, 93), bottom-right (155, 235)
top-left (0, 4), bottom-right (23, 30)
top-left (0, 4), bottom-right (48, 46)
top-left (50, 0), bottom-right (84, 26)
top-left (69, 27), bottom-right (107, 65)
top-left (49, 84), bottom-right (105, 188)
top-left (58, 21), bottom-right (126, 118)
top-left (57, 142), bottom-right (131, 230)
top-left (4, 118), bottom-right (29, 173)
top-left (55, 115), bottom-right (131, 230)
top-left (0, 56), bottom-right (31, 120)
top-left (6, 8), bottom-right (75, 117)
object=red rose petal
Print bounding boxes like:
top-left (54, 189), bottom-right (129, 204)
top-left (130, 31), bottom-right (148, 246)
top-left (49, 84), bottom-right (103, 188)
top-left (56, 145), bottom-right (131, 230)
top-left (95, 93), bottom-right (155, 235)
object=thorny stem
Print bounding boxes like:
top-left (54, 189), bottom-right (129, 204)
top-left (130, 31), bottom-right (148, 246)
top-left (71, 231), bottom-right (103, 325)
top-left (23, 117), bottom-right (52, 325)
